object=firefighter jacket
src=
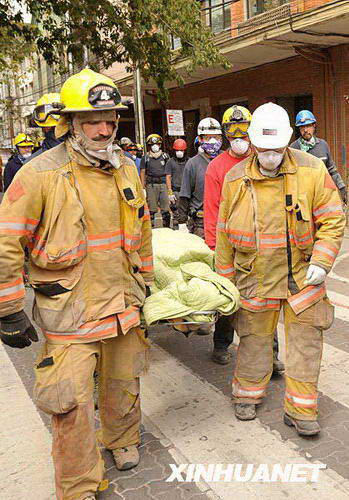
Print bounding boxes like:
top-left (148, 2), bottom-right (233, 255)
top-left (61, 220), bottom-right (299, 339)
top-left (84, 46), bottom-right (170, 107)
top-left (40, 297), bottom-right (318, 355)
top-left (0, 141), bottom-right (154, 342)
top-left (215, 148), bottom-right (345, 315)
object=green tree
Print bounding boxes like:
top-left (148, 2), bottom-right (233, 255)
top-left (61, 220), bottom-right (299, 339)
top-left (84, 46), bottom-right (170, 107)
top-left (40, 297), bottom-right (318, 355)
top-left (1, 0), bottom-right (229, 100)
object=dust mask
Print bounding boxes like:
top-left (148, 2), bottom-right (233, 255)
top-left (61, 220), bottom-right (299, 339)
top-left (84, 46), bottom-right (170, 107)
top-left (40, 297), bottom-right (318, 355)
top-left (151, 144), bottom-right (160, 153)
top-left (257, 150), bottom-right (284, 173)
top-left (229, 138), bottom-right (249, 156)
top-left (175, 151), bottom-right (184, 159)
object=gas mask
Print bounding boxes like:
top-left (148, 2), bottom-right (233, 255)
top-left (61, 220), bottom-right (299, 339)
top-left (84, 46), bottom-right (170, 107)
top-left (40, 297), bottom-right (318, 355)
top-left (200, 138), bottom-right (222, 158)
top-left (229, 138), bottom-right (249, 156)
top-left (257, 150), bottom-right (284, 175)
top-left (151, 144), bottom-right (160, 153)
top-left (175, 151), bottom-right (184, 159)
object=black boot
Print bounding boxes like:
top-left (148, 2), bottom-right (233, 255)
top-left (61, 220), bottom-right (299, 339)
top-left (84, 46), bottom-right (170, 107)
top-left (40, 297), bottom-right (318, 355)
top-left (284, 414), bottom-right (320, 436)
top-left (211, 348), bottom-right (231, 365)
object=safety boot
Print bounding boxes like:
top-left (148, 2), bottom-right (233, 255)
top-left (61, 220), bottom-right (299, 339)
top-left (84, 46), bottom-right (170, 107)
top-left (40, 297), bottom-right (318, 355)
top-left (235, 403), bottom-right (256, 421)
top-left (211, 348), bottom-right (231, 365)
top-left (112, 445), bottom-right (140, 471)
top-left (284, 414), bottom-right (320, 436)
top-left (272, 353), bottom-right (285, 375)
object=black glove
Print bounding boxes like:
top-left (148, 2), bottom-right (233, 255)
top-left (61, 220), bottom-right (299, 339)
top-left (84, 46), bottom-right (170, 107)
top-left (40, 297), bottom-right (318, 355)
top-left (0, 310), bottom-right (39, 349)
top-left (339, 187), bottom-right (347, 205)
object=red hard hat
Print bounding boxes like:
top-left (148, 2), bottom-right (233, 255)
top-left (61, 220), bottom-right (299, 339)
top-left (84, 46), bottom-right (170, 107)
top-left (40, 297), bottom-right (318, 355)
top-left (173, 139), bottom-right (187, 151)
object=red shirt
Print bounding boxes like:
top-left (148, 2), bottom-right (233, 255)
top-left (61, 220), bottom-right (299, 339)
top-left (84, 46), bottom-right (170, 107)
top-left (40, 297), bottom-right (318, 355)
top-left (204, 150), bottom-right (247, 250)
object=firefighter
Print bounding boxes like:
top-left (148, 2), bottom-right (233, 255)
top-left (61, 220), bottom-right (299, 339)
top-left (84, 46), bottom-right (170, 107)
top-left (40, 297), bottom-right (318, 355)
top-left (0, 68), bottom-right (153, 499)
top-left (3, 133), bottom-right (34, 191)
top-left (165, 138), bottom-right (187, 229)
top-left (28, 93), bottom-right (64, 159)
top-left (178, 118), bottom-right (222, 236)
top-left (203, 106), bottom-right (284, 371)
top-left (140, 134), bottom-right (171, 228)
top-left (216, 102), bottom-right (345, 435)
top-left (291, 110), bottom-right (347, 204)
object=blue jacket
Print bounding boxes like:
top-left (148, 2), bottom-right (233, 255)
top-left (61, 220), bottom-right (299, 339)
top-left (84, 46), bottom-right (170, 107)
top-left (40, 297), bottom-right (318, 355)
top-left (3, 154), bottom-right (25, 192)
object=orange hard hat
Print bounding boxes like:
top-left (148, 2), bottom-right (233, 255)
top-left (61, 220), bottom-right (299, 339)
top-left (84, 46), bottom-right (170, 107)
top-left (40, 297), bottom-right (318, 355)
top-left (173, 138), bottom-right (187, 151)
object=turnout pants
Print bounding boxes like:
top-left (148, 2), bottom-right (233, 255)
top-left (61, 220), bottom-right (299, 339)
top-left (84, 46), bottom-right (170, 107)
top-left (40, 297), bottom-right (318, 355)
top-left (232, 298), bottom-right (333, 420)
top-left (34, 327), bottom-right (149, 500)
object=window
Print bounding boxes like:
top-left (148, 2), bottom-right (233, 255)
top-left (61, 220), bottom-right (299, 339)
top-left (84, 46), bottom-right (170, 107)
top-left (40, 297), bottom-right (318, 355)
top-left (247, 0), bottom-right (288, 17)
top-left (203, 0), bottom-right (231, 34)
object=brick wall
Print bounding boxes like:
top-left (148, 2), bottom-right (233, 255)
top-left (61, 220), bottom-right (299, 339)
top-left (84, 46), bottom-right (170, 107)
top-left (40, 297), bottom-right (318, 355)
top-left (168, 45), bottom-right (349, 182)
top-left (230, 0), bottom-right (335, 28)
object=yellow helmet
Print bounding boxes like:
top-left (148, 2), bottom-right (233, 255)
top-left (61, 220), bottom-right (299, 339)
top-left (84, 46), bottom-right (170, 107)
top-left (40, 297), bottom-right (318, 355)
top-left (222, 105), bottom-right (252, 138)
top-left (60, 68), bottom-right (125, 113)
top-left (33, 93), bottom-right (61, 127)
top-left (146, 133), bottom-right (162, 145)
top-left (14, 133), bottom-right (34, 148)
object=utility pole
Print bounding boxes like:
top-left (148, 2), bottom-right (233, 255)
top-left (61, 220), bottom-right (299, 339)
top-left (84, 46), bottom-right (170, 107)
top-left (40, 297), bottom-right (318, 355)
top-left (133, 66), bottom-right (146, 147)
top-left (5, 78), bottom-right (15, 145)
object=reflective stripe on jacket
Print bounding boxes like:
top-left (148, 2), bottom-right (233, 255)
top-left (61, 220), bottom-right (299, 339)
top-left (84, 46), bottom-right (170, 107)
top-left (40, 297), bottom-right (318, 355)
top-left (0, 141), bottom-right (153, 341)
top-left (215, 148), bottom-right (345, 314)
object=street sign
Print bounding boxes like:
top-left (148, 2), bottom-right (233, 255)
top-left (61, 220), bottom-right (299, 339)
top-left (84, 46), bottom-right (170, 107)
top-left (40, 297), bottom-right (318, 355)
top-left (166, 109), bottom-right (184, 136)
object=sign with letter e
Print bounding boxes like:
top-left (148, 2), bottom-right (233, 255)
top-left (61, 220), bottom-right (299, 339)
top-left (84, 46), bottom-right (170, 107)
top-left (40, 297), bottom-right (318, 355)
top-left (166, 109), bottom-right (184, 136)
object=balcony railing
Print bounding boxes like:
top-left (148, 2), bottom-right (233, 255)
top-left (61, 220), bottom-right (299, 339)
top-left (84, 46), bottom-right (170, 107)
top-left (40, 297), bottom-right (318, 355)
top-left (247, 0), bottom-right (289, 17)
top-left (238, 2), bottom-right (291, 36)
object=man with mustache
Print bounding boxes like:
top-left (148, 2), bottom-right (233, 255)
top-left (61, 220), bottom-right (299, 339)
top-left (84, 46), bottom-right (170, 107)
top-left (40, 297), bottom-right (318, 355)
top-left (0, 68), bottom-right (153, 499)
top-left (290, 110), bottom-right (347, 204)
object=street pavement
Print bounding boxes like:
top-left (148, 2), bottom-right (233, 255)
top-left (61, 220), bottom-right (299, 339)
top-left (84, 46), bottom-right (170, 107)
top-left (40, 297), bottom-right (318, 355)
top-left (1, 230), bottom-right (349, 499)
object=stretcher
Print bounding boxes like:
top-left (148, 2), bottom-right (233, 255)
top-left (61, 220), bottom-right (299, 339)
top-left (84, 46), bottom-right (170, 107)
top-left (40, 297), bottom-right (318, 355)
top-left (153, 310), bottom-right (219, 335)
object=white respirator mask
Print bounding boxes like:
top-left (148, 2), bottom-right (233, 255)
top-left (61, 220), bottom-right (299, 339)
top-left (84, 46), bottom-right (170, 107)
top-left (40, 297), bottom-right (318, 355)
top-left (151, 144), bottom-right (160, 153)
top-left (229, 138), bottom-right (249, 156)
top-left (257, 150), bottom-right (284, 172)
top-left (175, 150), bottom-right (184, 159)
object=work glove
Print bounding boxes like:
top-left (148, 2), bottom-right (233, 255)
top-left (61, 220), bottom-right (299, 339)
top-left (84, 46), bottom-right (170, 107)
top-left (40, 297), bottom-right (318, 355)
top-left (0, 310), bottom-right (39, 349)
top-left (169, 194), bottom-right (177, 205)
top-left (304, 264), bottom-right (327, 286)
top-left (178, 223), bottom-right (187, 232)
top-left (339, 187), bottom-right (347, 205)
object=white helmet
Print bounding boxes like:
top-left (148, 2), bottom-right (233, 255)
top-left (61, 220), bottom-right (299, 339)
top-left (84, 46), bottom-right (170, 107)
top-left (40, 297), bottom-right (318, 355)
top-left (120, 136), bottom-right (132, 146)
top-left (197, 117), bottom-right (222, 136)
top-left (248, 102), bottom-right (293, 149)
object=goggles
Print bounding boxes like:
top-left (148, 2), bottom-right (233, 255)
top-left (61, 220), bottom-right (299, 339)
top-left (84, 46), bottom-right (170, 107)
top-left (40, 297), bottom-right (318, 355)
top-left (88, 84), bottom-right (121, 108)
top-left (33, 103), bottom-right (61, 123)
top-left (148, 137), bottom-right (161, 144)
top-left (224, 122), bottom-right (249, 138)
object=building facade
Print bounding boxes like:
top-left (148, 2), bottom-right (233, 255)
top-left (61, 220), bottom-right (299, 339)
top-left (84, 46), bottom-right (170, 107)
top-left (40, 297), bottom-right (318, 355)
top-left (114, 0), bottom-right (349, 183)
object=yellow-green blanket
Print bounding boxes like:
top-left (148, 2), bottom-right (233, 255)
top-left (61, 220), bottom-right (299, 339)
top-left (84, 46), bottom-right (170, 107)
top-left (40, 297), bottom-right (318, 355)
top-left (143, 229), bottom-right (240, 326)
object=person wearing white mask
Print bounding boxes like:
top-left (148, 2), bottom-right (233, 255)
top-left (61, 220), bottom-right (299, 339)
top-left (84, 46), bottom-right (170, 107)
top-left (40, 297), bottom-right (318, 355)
top-left (140, 134), bottom-right (171, 227)
top-left (178, 117), bottom-right (222, 237)
top-left (165, 139), bottom-right (188, 229)
top-left (215, 102), bottom-right (345, 435)
top-left (203, 105), bottom-right (283, 370)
